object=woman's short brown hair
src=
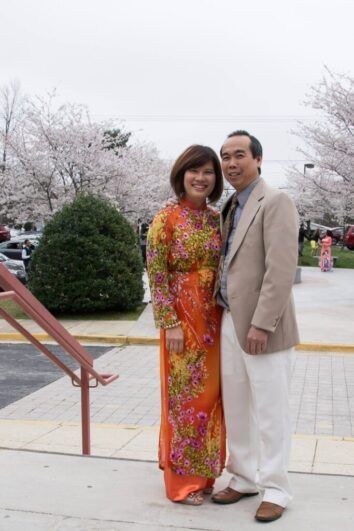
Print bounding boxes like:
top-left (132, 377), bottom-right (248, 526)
top-left (170, 145), bottom-right (223, 204)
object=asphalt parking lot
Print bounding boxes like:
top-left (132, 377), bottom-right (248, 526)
top-left (0, 343), bottom-right (110, 408)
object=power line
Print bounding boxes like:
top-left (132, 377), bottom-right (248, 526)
top-left (263, 160), bottom-right (307, 163)
top-left (91, 114), bottom-right (319, 124)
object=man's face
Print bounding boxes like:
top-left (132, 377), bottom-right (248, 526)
top-left (220, 135), bottom-right (262, 192)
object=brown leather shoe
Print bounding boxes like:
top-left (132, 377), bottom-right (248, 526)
top-left (212, 487), bottom-right (258, 505)
top-left (255, 501), bottom-right (285, 522)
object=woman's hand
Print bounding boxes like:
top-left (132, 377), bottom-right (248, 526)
top-left (165, 325), bottom-right (184, 353)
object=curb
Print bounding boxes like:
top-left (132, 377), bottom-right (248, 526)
top-left (0, 332), bottom-right (354, 352)
top-left (0, 332), bottom-right (159, 346)
top-left (0, 418), bottom-right (353, 441)
top-left (295, 343), bottom-right (354, 353)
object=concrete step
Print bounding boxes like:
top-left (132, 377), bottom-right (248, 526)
top-left (1, 448), bottom-right (354, 530)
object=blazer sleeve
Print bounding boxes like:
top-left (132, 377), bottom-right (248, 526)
top-left (251, 192), bottom-right (299, 333)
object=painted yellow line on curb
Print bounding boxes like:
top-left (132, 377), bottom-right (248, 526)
top-left (0, 333), bottom-right (130, 344)
top-left (0, 333), bottom-right (353, 352)
top-left (296, 343), bottom-right (354, 353)
top-left (0, 333), bottom-right (159, 345)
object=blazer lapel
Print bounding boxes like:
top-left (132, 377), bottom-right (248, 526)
top-left (227, 179), bottom-right (265, 265)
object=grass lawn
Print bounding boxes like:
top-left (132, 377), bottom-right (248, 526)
top-left (0, 299), bottom-right (146, 321)
top-left (299, 241), bottom-right (354, 268)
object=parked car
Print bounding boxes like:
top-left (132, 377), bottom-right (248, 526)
top-left (344, 225), bottom-right (354, 250)
top-left (0, 240), bottom-right (23, 260)
top-left (330, 227), bottom-right (344, 245)
top-left (0, 253), bottom-right (27, 283)
top-left (18, 231), bottom-right (42, 239)
top-left (0, 238), bottom-right (38, 260)
top-left (0, 224), bottom-right (11, 243)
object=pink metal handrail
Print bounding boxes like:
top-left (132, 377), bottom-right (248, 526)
top-left (0, 263), bottom-right (119, 455)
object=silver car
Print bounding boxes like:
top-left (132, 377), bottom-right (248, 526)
top-left (0, 252), bottom-right (27, 284)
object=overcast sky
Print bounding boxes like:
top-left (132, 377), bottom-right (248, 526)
top-left (1, 0), bottom-right (353, 186)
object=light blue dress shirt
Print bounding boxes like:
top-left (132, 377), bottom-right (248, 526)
top-left (218, 178), bottom-right (260, 309)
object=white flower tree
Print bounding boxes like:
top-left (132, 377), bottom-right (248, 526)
top-left (0, 88), bottom-right (171, 225)
top-left (287, 68), bottom-right (354, 225)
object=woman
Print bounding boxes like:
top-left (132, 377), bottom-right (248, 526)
top-left (147, 145), bottom-right (226, 505)
top-left (320, 230), bottom-right (333, 271)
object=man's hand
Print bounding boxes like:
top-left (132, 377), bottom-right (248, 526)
top-left (245, 326), bottom-right (268, 355)
top-left (165, 325), bottom-right (184, 353)
top-left (164, 197), bottom-right (178, 208)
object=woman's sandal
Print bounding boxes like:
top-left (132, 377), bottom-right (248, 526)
top-left (203, 487), bottom-right (214, 495)
top-left (179, 491), bottom-right (204, 506)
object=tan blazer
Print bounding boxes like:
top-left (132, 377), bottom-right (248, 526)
top-left (218, 178), bottom-right (300, 353)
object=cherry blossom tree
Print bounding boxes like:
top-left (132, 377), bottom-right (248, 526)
top-left (105, 142), bottom-right (171, 222)
top-left (0, 80), bottom-right (22, 222)
top-left (1, 90), bottom-right (171, 224)
top-left (0, 80), bottom-right (21, 170)
top-left (287, 68), bottom-right (354, 225)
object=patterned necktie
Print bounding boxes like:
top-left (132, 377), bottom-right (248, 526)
top-left (214, 193), bottom-right (239, 297)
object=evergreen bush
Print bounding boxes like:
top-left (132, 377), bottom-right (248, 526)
top-left (24, 221), bottom-right (34, 231)
top-left (29, 194), bottom-right (144, 313)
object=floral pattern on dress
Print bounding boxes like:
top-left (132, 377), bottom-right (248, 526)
top-left (147, 200), bottom-right (225, 479)
top-left (147, 203), bottom-right (221, 328)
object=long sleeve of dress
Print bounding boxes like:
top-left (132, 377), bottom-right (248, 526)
top-left (147, 208), bottom-right (180, 329)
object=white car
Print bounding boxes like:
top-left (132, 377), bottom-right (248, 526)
top-left (0, 252), bottom-right (27, 284)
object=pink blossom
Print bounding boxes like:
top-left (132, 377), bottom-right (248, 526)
top-left (155, 273), bottom-right (164, 283)
top-left (198, 425), bottom-right (207, 436)
top-left (203, 334), bottom-right (213, 345)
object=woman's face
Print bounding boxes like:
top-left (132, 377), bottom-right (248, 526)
top-left (183, 161), bottom-right (216, 206)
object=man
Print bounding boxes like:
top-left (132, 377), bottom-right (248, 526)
top-left (139, 221), bottom-right (149, 266)
top-left (212, 131), bottom-right (299, 523)
top-left (298, 222), bottom-right (306, 256)
top-left (21, 239), bottom-right (33, 273)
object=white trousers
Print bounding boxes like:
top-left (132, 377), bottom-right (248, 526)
top-left (221, 310), bottom-right (295, 508)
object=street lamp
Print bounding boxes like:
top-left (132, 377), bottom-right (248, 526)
top-left (298, 164), bottom-right (315, 220)
top-left (302, 163), bottom-right (315, 230)
top-left (303, 163), bottom-right (315, 175)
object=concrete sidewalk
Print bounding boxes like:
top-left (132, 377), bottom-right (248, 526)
top-left (1, 419), bottom-right (354, 476)
top-left (1, 449), bottom-right (354, 531)
top-left (0, 344), bottom-right (353, 474)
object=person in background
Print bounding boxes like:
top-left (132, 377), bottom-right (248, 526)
top-left (298, 222), bottom-right (306, 257)
top-left (139, 222), bottom-right (149, 266)
top-left (147, 145), bottom-right (225, 506)
top-left (21, 239), bottom-right (33, 273)
top-left (310, 238), bottom-right (319, 256)
top-left (310, 229), bottom-right (320, 256)
top-left (320, 230), bottom-right (333, 271)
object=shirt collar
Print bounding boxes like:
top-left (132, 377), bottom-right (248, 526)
top-left (180, 198), bottom-right (208, 211)
top-left (237, 177), bottom-right (260, 208)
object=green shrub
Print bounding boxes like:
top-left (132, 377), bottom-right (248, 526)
top-left (24, 221), bottom-right (34, 231)
top-left (29, 194), bottom-right (144, 313)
